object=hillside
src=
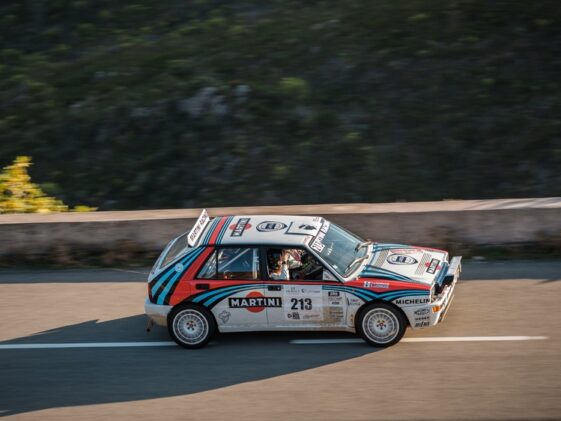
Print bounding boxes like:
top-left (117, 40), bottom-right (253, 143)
top-left (1, 0), bottom-right (560, 209)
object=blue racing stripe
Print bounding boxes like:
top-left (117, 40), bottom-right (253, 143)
top-left (435, 262), bottom-right (449, 285)
top-left (362, 266), bottom-right (413, 280)
top-left (191, 283), bottom-right (257, 304)
top-left (201, 218), bottom-right (220, 245)
top-left (216, 216), bottom-right (233, 244)
top-left (323, 285), bottom-right (375, 302)
top-left (150, 269), bottom-right (175, 298)
top-left (363, 265), bottom-right (412, 278)
top-left (379, 290), bottom-right (428, 301)
top-left (323, 285), bottom-right (428, 303)
top-left (361, 271), bottom-right (412, 282)
top-left (371, 244), bottom-right (409, 253)
top-left (156, 247), bottom-right (205, 305)
top-left (151, 249), bottom-right (200, 297)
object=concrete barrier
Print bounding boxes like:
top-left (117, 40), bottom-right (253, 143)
top-left (1, 198), bottom-right (560, 265)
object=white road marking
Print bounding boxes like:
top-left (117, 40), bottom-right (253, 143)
top-left (402, 336), bottom-right (548, 342)
top-left (291, 339), bottom-right (363, 344)
top-left (290, 336), bottom-right (548, 345)
top-left (0, 336), bottom-right (548, 350)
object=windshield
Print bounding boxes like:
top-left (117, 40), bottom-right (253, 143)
top-left (309, 221), bottom-right (368, 278)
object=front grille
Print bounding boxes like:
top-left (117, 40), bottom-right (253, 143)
top-left (434, 274), bottom-right (454, 296)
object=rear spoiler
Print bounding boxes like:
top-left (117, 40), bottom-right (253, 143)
top-left (187, 209), bottom-right (210, 247)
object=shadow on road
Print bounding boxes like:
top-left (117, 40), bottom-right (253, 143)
top-left (0, 315), bottom-right (379, 416)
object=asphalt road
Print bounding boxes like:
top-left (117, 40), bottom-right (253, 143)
top-left (1, 261), bottom-right (560, 420)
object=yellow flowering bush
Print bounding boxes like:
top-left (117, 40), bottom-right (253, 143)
top-left (0, 156), bottom-right (94, 214)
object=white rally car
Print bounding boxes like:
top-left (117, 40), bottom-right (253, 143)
top-left (145, 210), bottom-right (461, 348)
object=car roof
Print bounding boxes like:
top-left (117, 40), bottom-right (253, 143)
top-left (198, 215), bottom-right (323, 247)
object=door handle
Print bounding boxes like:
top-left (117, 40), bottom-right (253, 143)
top-left (196, 283), bottom-right (210, 290)
top-left (267, 285), bottom-right (282, 291)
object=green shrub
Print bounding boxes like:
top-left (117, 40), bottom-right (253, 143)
top-left (279, 77), bottom-right (310, 101)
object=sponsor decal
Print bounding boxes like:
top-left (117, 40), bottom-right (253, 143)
top-left (218, 310), bottom-right (231, 323)
top-left (256, 221), bottom-right (287, 232)
top-left (174, 263), bottom-right (184, 272)
top-left (414, 321), bottom-right (430, 328)
top-left (324, 306), bottom-right (344, 323)
top-left (310, 221), bottom-right (330, 252)
top-left (291, 298), bottom-right (312, 310)
top-left (414, 308), bottom-right (430, 316)
top-left (287, 312), bottom-right (300, 320)
top-left (299, 224), bottom-right (317, 230)
top-left (283, 284), bottom-right (323, 321)
top-left (414, 315), bottom-right (430, 322)
top-left (364, 281), bottom-right (390, 289)
top-left (310, 231), bottom-right (326, 252)
top-left (229, 291), bottom-right (282, 313)
top-left (328, 291), bottom-right (342, 306)
top-left (187, 209), bottom-right (210, 247)
top-left (347, 297), bottom-right (363, 306)
top-left (426, 258), bottom-right (441, 274)
top-left (394, 297), bottom-right (430, 305)
top-left (387, 254), bottom-right (418, 265)
top-left (230, 218), bottom-right (252, 237)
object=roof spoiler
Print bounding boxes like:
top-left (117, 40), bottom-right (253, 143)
top-left (187, 209), bottom-right (211, 247)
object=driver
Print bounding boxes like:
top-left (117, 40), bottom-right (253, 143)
top-left (269, 249), bottom-right (290, 280)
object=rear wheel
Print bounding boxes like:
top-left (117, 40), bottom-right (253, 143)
top-left (168, 304), bottom-right (216, 349)
top-left (357, 303), bottom-right (406, 347)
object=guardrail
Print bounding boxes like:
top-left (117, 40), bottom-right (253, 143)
top-left (1, 198), bottom-right (560, 265)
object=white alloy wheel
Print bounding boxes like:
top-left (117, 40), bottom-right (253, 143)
top-left (357, 303), bottom-right (407, 347)
top-left (168, 305), bottom-right (215, 349)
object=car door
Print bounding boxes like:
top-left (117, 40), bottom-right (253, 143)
top-left (262, 247), bottom-right (348, 329)
top-left (196, 246), bottom-right (267, 331)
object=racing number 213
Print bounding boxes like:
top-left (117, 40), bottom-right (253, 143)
top-left (291, 298), bottom-right (312, 310)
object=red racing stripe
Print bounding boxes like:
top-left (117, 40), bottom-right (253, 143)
top-left (209, 216), bottom-right (227, 245)
top-left (169, 246), bottom-right (216, 306)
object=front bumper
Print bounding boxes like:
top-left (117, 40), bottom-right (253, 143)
top-left (144, 298), bottom-right (172, 326)
top-left (409, 256), bottom-right (461, 329)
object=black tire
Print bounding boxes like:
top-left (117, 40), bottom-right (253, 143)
top-left (168, 304), bottom-right (216, 349)
top-left (356, 302), bottom-right (407, 347)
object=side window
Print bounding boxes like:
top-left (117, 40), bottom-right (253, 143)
top-left (197, 248), bottom-right (259, 280)
top-left (197, 250), bottom-right (217, 279)
top-left (266, 248), bottom-right (336, 281)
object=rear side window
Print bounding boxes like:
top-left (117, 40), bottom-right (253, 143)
top-left (160, 233), bottom-right (189, 269)
top-left (197, 247), bottom-right (260, 280)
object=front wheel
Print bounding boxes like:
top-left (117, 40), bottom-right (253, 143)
top-left (357, 303), bottom-right (407, 347)
top-left (168, 304), bottom-right (216, 349)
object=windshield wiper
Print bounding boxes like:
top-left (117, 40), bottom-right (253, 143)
top-left (355, 240), bottom-right (372, 252)
top-left (345, 254), bottom-right (369, 276)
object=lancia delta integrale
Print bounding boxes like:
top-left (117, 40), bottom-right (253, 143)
top-left (145, 210), bottom-right (461, 348)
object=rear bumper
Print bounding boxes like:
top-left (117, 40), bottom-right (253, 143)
top-left (409, 256), bottom-right (461, 329)
top-left (144, 298), bottom-right (172, 326)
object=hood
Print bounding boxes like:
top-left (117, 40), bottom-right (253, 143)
top-left (360, 243), bottom-right (448, 286)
